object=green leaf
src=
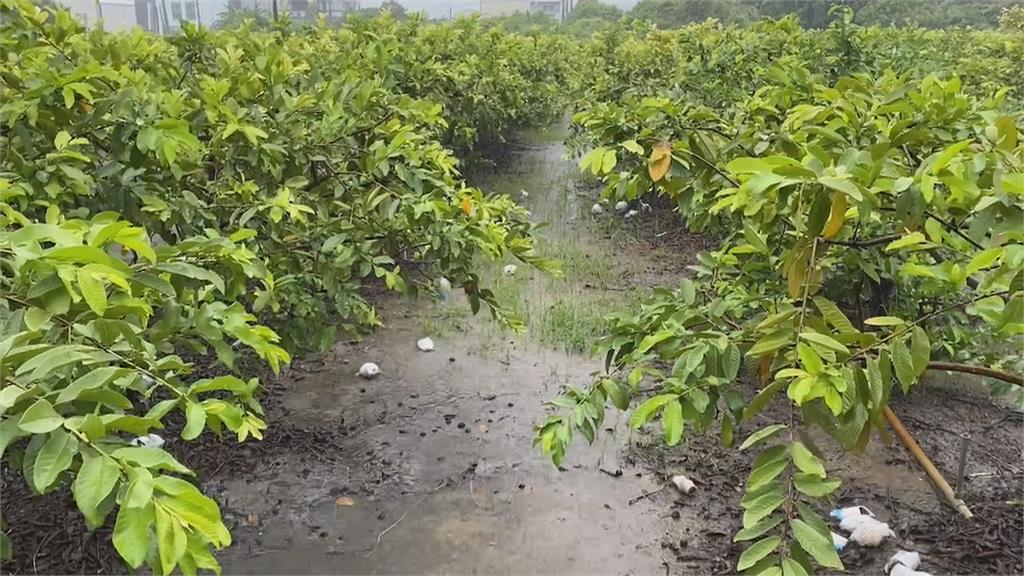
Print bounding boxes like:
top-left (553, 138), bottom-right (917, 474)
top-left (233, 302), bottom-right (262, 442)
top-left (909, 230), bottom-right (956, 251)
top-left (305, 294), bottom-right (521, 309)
top-left (112, 447), bottom-right (193, 475)
top-left (743, 379), bottom-right (785, 422)
top-left (790, 441), bottom-right (825, 478)
top-left (799, 332), bottom-right (849, 354)
top-left (637, 330), bottom-right (674, 354)
top-left (733, 515), bottom-right (784, 542)
top-left (793, 473), bottom-right (841, 497)
top-left (738, 536), bottom-right (781, 571)
top-left (33, 428), bottom-right (78, 490)
top-left (630, 394), bottom-right (676, 428)
top-left (866, 361), bottom-right (883, 411)
top-left (113, 502), bottom-right (154, 568)
top-left (601, 149), bottom-right (617, 173)
top-left (891, 339), bottom-right (916, 393)
top-left (743, 489), bottom-right (786, 528)
top-left (74, 452), bottom-right (122, 529)
top-left (782, 557), bottom-right (810, 576)
top-left (723, 343), bottom-right (741, 380)
top-left (621, 140), bottom-right (644, 155)
top-left (124, 466), bottom-right (154, 508)
top-left (967, 247), bottom-right (1001, 275)
top-left (15, 344), bottom-right (92, 382)
top-left (813, 298), bottom-right (856, 334)
top-left (76, 413), bottom-right (106, 442)
top-left (155, 503), bottom-right (187, 575)
top-left (747, 456), bottom-right (789, 491)
top-left (689, 388), bottom-right (710, 413)
top-left (45, 246), bottom-right (129, 271)
top-left (818, 176), bottom-right (861, 200)
top-left (188, 375), bottom-right (250, 395)
top-left (57, 366), bottom-right (131, 404)
top-left (18, 399), bottom-right (65, 433)
top-left (130, 272), bottom-right (176, 297)
top-left (663, 399), bottom-right (683, 446)
top-left (864, 316), bottom-right (904, 326)
top-left (748, 328), bottom-right (794, 357)
top-left (153, 262), bottom-right (225, 294)
top-left (885, 232), bottom-right (927, 252)
top-left (796, 343), bottom-right (822, 375)
top-left (910, 326), bottom-right (930, 377)
top-left (790, 519), bottom-right (843, 569)
top-left (154, 476), bottom-right (231, 546)
top-left (739, 424), bottom-right (788, 450)
top-left (602, 379), bottom-right (629, 410)
top-left (33, 426), bottom-right (77, 487)
top-left (806, 191), bottom-right (831, 237)
top-left (77, 268), bottom-right (108, 316)
top-left (0, 418), bottom-right (29, 459)
top-left (24, 307), bottom-right (52, 331)
top-left (182, 401), bottom-right (206, 441)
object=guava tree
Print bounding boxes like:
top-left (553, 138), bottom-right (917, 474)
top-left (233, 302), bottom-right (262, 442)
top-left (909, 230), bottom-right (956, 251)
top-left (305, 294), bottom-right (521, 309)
top-left (540, 60), bottom-right (1022, 574)
top-left (1, 0), bottom-right (564, 571)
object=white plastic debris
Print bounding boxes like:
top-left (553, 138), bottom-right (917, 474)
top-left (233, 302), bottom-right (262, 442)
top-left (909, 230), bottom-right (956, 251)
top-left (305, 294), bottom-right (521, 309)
top-left (849, 519), bottom-right (895, 547)
top-left (832, 531), bottom-right (849, 551)
top-left (671, 474), bottom-right (695, 494)
top-left (416, 337), bottom-right (435, 352)
top-left (519, 189), bottom-right (529, 198)
top-left (830, 505), bottom-right (874, 520)
top-left (624, 209), bottom-right (639, 219)
top-left (889, 564), bottom-right (932, 576)
top-left (503, 264), bottom-right (518, 276)
top-left (591, 203), bottom-right (604, 215)
top-left (614, 200), bottom-right (629, 212)
top-left (437, 277), bottom-right (452, 303)
top-left (839, 513), bottom-right (879, 533)
top-left (357, 362), bottom-right (380, 378)
top-left (885, 551), bottom-right (922, 573)
top-left (132, 433), bottom-right (165, 448)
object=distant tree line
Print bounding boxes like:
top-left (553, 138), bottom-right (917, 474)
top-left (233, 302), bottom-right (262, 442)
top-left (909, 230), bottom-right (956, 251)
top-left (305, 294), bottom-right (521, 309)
top-left (489, 0), bottom-right (1023, 34)
top-left (213, 0), bottom-right (1022, 33)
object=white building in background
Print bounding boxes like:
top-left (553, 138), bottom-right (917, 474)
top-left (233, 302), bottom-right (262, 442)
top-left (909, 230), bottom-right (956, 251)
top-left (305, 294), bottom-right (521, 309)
top-left (57, 0), bottom-right (225, 32)
top-left (59, 0), bottom-right (138, 30)
top-left (57, 0), bottom-right (358, 32)
top-left (224, 0), bottom-right (360, 22)
top-left (479, 0), bottom-right (566, 21)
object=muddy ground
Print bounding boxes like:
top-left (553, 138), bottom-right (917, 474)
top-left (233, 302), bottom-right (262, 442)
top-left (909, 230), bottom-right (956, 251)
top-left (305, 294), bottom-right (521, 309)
top-left (2, 131), bottom-right (1022, 575)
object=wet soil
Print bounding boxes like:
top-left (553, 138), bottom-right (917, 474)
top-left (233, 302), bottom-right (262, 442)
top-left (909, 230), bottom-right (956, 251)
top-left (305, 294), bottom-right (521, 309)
top-left (3, 129), bottom-right (1022, 576)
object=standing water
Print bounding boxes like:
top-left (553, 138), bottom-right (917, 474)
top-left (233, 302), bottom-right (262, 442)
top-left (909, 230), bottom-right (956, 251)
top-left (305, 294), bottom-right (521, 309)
top-left (213, 129), bottom-right (672, 574)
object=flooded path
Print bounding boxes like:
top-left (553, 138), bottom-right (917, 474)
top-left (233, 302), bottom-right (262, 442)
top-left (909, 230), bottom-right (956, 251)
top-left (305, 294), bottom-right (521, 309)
top-left (214, 131), bottom-right (674, 574)
top-left (211, 128), bottom-right (1024, 576)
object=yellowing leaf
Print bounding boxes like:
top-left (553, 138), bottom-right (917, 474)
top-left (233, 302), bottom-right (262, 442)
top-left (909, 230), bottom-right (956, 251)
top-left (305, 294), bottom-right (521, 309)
top-left (821, 193), bottom-right (847, 239)
top-left (759, 354), bottom-right (773, 384)
top-left (648, 141), bottom-right (672, 182)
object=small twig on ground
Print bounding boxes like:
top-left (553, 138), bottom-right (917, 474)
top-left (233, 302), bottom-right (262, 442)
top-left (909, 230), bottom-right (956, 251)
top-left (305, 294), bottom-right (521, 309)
top-left (376, 511), bottom-right (408, 545)
top-left (628, 486), bottom-right (665, 505)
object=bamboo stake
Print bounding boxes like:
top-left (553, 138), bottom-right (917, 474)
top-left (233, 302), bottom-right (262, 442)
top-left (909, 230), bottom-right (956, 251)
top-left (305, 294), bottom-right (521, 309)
top-left (883, 406), bottom-right (974, 519)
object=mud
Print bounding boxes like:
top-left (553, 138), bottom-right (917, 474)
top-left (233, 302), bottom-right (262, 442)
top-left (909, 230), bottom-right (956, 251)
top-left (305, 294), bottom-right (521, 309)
top-left (3, 129), bottom-right (1022, 576)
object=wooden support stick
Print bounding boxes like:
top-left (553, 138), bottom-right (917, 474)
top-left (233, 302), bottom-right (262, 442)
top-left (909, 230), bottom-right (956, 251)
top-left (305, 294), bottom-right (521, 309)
top-left (883, 405), bottom-right (974, 519)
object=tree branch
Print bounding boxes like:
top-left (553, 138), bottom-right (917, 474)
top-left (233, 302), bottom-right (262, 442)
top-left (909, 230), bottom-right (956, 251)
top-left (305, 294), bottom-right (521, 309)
top-left (926, 361), bottom-right (1023, 387)
top-left (823, 233), bottom-right (901, 248)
